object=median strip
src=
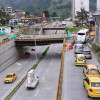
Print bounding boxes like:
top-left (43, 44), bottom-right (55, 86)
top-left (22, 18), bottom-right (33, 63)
top-left (4, 46), bottom-right (50, 100)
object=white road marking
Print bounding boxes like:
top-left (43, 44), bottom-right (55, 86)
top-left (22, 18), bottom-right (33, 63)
top-left (35, 89), bottom-right (39, 96)
top-left (16, 62), bottom-right (21, 66)
top-left (43, 77), bottom-right (44, 81)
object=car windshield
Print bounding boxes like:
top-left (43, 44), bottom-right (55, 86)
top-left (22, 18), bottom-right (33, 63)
top-left (91, 82), bottom-right (100, 87)
top-left (88, 69), bottom-right (99, 73)
top-left (6, 75), bottom-right (13, 78)
top-left (78, 33), bottom-right (85, 35)
top-left (76, 46), bottom-right (82, 49)
top-left (77, 57), bottom-right (84, 61)
top-left (83, 51), bottom-right (90, 55)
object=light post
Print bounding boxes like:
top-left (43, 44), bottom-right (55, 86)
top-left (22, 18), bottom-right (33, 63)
top-left (33, 26), bottom-right (37, 62)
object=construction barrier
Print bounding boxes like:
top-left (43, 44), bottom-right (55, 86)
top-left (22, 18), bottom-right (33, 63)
top-left (56, 36), bottom-right (65, 100)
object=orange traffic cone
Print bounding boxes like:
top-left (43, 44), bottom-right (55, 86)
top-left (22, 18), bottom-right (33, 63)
top-left (67, 46), bottom-right (70, 51)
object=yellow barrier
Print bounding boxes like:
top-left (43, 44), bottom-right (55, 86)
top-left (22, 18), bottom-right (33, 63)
top-left (56, 36), bottom-right (65, 100)
top-left (0, 39), bottom-right (10, 45)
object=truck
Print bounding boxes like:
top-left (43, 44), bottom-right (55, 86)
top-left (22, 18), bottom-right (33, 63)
top-left (26, 69), bottom-right (39, 89)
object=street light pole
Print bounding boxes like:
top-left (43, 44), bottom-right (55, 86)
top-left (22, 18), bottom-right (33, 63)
top-left (33, 26), bottom-right (37, 62)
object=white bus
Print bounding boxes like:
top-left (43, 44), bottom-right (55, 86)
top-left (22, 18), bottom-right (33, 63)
top-left (77, 28), bottom-right (89, 44)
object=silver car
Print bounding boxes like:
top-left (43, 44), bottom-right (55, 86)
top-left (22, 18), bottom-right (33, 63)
top-left (83, 49), bottom-right (92, 59)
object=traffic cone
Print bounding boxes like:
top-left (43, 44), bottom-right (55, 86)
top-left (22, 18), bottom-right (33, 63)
top-left (67, 46), bottom-right (70, 51)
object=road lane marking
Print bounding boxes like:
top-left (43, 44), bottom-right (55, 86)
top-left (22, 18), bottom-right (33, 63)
top-left (35, 89), bottom-right (39, 96)
top-left (16, 62), bottom-right (21, 65)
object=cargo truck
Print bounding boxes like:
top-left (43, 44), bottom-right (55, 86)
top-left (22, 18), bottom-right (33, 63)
top-left (26, 69), bottom-right (39, 89)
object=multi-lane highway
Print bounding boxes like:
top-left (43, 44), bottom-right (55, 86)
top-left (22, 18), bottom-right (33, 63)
top-left (0, 46), bottom-right (47, 100)
top-left (62, 43), bottom-right (100, 100)
top-left (10, 44), bottom-right (63, 100)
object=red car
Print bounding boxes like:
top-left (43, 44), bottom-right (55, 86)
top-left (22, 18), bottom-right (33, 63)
top-left (21, 52), bottom-right (30, 58)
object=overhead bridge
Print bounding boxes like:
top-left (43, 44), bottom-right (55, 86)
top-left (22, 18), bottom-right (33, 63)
top-left (43, 27), bottom-right (65, 31)
top-left (15, 35), bottom-right (64, 46)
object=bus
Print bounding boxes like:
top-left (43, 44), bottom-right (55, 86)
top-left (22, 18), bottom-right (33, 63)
top-left (76, 28), bottom-right (89, 44)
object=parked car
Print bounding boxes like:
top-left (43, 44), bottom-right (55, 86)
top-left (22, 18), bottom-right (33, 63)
top-left (90, 31), bottom-right (95, 36)
top-left (26, 69), bottom-right (39, 89)
top-left (83, 76), bottom-right (100, 97)
top-left (83, 49), bottom-right (92, 59)
top-left (75, 54), bottom-right (86, 66)
top-left (4, 73), bottom-right (17, 83)
top-left (83, 64), bottom-right (100, 76)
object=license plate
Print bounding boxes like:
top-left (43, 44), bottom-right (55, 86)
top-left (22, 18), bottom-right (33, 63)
top-left (96, 91), bottom-right (100, 93)
top-left (6, 80), bottom-right (9, 82)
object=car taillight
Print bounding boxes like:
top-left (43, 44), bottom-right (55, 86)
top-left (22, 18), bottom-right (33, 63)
top-left (75, 60), bottom-right (77, 62)
top-left (89, 89), bottom-right (93, 92)
top-left (86, 72), bottom-right (89, 75)
top-left (98, 72), bottom-right (100, 75)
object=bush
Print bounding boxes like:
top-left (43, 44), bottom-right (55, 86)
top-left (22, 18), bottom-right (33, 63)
top-left (89, 38), bottom-right (94, 44)
top-left (65, 27), bottom-right (83, 32)
top-left (92, 44), bottom-right (100, 52)
top-left (98, 52), bottom-right (100, 58)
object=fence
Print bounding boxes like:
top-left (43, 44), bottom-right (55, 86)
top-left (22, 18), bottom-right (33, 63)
top-left (56, 36), bottom-right (65, 100)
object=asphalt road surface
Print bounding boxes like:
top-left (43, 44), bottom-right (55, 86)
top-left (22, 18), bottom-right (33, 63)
top-left (62, 44), bottom-right (100, 100)
top-left (10, 44), bottom-right (63, 100)
top-left (0, 46), bottom-right (47, 100)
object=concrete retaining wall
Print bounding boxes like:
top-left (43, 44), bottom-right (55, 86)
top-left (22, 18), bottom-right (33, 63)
top-left (0, 40), bottom-right (25, 72)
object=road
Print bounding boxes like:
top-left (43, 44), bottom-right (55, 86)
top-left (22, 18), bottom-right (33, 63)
top-left (62, 42), bottom-right (100, 100)
top-left (10, 44), bottom-right (63, 100)
top-left (0, 46), bottom-right (47, 100)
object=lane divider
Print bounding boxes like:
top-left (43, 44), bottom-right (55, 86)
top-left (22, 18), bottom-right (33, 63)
top-left (56, 36), bottom-right (65, 100)
top-left (4, 46), bottom-right (50, 100)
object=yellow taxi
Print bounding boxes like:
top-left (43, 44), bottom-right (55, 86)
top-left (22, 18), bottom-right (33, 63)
top-left (83, 76), bottom-right (100, 97)
top-left (4, 73), bottom-right (17, 83)
top-left (75, 54), bottom-right (86, 66)
top-left (83, 64), bottom-right (100, 76)
top-left (90, 31), bottom-right (95, 36)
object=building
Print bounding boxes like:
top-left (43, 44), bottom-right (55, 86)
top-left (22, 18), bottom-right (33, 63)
top-left (2, 7), bottom-right (13, 13)
top-left (97, 0), bottom-right (100, 11)
top-left (15, 9), bottom-right (26, 15)
top-left (93, 12), bottom-right (100, 45)
top-left (72, 0), bottom-right (89, 22)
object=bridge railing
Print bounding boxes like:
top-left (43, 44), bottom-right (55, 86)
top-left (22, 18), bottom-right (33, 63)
top-left (56, 36), bottom-right (65, 100)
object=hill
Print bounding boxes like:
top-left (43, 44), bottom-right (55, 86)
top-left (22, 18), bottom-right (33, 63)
top-left (1, 0), bottom-right (96, 18)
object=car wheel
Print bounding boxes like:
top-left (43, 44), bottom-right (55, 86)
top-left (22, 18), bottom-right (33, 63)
top-left (83, 70), bottom-right (84, 73)
top-left (83, 82), bottom-right (85, 87)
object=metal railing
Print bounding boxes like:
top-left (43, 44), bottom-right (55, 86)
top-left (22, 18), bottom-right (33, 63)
top-left (56, 36), bottom-right (65, 100)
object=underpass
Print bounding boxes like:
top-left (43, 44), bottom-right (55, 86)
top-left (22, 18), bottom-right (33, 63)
top-left (10, 44), bottom-right (63, 100)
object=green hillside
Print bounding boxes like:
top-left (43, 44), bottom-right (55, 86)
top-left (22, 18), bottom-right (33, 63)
top-left (4, 0), bottom-right (96, 18)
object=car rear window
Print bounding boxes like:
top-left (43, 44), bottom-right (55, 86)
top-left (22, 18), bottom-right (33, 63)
top-left (78, 33), bottom-right (85, 35)
top-left (77, 57), bottom-right (85, 61)
top-left (91, 82), bottom-right (100, 87)
top-left (88, 69), bottom-right (99, 72)
top-left (83, 51), bottom-right (90, 55)
top-left (76, 46), bottom-right (83, 49)
top-left (6, 75), bottom-right (13, 78)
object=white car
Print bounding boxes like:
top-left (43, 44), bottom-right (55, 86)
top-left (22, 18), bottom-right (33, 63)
top-left (26, 70), bottom-right (39, 89)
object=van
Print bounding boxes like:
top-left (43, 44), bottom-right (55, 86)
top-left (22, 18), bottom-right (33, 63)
top-left (26, 69), bottom-right (39, 89)
top-left (77, 28), bottom-right (89, 44)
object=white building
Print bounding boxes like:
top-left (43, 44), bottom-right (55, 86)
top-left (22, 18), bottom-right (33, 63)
top-left (72, 0), bottom-right (89, 22)
top-left (97, 0), bottom-right (100, 11)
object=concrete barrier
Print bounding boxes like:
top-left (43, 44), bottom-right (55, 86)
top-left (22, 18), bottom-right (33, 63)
top-left (0, 40), bottom-right (26, 72)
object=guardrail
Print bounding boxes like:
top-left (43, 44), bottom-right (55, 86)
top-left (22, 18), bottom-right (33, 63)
top-left (56, 36), bottom-right (65, 100)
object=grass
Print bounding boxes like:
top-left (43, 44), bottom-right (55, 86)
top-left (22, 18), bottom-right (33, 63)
top-left (89, 38), bottom-right (94, 44)
top-left (65, 27), bottom-right (83, 33)
top-left (91, 44), bottom-right (100, 52)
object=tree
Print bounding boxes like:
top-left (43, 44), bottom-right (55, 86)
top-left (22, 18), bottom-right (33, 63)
top-left (52, 12), bottom-right (57, 17)
top-left (77, 8), bottom-right (89, 26)
top-left (43, 10), bottom-right (49, 18)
